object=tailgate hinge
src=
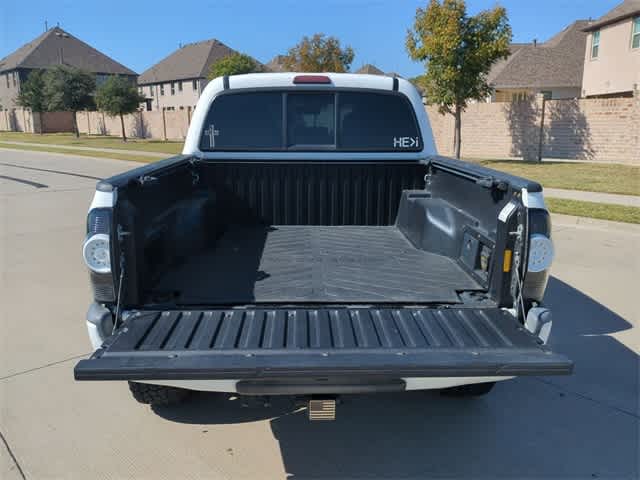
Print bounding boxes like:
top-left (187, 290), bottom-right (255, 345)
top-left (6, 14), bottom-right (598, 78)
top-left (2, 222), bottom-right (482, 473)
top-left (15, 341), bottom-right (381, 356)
top-left (476, 176), bottom-right (508, 192)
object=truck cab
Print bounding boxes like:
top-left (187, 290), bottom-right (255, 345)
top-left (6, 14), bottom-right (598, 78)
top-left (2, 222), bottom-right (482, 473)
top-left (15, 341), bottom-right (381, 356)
top-left (75, 73), bottom-right (571, 418)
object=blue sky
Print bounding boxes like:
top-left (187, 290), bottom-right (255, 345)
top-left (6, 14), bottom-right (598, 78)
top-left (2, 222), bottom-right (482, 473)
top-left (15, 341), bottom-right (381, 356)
top-left (0, 0), bottom-right (621, 78)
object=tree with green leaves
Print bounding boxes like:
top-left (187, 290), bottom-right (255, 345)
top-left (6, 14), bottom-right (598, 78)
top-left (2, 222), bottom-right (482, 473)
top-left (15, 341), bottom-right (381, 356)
top-left (16, 70), bottom-right (46, 113)
top-left (95, 76), bottom-right (145, 141)
top-left (208, 53), bottom-right (263, 79)
top-left (406, 0), bottom-right (511, 158)
top-left (43, 65), bottom-right (96, 137)
top-left (282, 34), bottom-right (355, 72)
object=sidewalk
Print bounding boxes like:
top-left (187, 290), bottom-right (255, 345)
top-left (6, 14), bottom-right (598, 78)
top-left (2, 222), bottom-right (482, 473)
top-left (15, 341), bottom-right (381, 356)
top-left (0, 140), bottom-right (168, 158)
top-left (544, 188), bottom-right (640, 208)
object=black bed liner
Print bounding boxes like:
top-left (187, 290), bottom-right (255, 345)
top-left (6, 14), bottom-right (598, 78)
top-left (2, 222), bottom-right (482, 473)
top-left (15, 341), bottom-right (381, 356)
top-left (74, 307), bottom-right (572, 381)
top-left (154, 225), bottom-right (480, 304)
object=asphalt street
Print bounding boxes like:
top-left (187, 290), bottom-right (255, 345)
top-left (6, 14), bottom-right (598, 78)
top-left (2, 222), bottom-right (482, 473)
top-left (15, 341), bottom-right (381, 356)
top-left (1, 148), bottom-right (638, 480)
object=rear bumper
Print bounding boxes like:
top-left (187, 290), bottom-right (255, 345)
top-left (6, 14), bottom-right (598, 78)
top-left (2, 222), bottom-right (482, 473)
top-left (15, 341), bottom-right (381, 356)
top-left (136, 376), bottom-right (515, 394)
top-left (75, 307), bottom-right (573, 383)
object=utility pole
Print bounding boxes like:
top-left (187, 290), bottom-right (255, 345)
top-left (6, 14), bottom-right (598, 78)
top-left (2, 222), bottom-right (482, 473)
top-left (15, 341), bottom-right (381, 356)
top-left (537, 92), bottom-right (551, 162)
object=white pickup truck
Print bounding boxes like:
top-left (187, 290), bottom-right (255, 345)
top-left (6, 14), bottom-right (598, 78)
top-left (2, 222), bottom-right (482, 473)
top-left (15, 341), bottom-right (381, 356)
top-left (74, 73), bottom-right (571, 420)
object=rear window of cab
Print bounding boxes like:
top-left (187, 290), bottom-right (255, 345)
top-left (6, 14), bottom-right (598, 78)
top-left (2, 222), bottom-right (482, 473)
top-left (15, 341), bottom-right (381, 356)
top-left (199, 90), bottom-right (422, 152)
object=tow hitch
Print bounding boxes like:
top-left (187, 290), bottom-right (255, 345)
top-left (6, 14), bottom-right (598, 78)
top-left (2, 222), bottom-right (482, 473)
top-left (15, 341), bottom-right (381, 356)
top-left (307, 397), bottom-right (337, 421)
top-left (238, 394), bottom-right (339, 421)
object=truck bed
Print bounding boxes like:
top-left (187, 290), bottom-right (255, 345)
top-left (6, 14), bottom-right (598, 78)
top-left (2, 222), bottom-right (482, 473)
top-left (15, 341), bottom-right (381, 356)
top-left (154, 225), bottom-right (482, 305)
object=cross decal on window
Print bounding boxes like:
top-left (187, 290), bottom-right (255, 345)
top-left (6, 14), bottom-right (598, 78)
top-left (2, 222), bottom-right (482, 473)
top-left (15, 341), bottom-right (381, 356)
top-left (205, 124), bottom-right (219, 148)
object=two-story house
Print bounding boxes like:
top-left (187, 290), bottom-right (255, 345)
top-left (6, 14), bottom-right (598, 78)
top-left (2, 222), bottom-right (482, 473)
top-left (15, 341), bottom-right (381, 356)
top-left (487, 20), bottom-right (590, 102)
top-left (137, 39), bottom-right (240, 112)
top-left (582, 0), bottom-right (640, 98)
top-left (0, 26), bottom-right (136, 110)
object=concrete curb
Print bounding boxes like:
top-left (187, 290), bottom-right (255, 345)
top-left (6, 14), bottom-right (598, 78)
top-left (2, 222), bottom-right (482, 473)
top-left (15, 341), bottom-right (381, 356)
top-left (545, 188), bottom-right (640, 208)
top-left (0, 146), bottom-right (143, 168)
top-left (0, 140), bottom-right (169, 158)
top-left (551, 213), bottom-right (640, 234)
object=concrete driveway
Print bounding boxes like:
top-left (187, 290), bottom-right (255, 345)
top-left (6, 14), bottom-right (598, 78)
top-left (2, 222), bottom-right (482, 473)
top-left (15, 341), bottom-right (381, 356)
top-left (1, 148), bottom-right (638, 480)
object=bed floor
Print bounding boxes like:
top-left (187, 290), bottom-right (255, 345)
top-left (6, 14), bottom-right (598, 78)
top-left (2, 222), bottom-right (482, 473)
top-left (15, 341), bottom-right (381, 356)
top-left (154, 225), bottom-right (482, 304)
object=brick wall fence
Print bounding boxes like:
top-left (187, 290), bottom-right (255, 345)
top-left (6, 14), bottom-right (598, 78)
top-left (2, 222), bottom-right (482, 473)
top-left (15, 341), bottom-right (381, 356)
top-left (76, 109), bottom-right (191, 140)
top-left (2, 90), bottom-right (638, 165)
top-left (427, 89), bottom-right (639, 165)
top-left (0, 109), bottom-right (75, 134)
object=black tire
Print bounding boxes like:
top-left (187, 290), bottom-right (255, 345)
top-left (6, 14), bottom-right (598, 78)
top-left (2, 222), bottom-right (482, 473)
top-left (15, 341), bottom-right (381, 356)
top-left (128, 381), bottom-right (190, 406)
top-left (439, 381), bottom-right (496, 397)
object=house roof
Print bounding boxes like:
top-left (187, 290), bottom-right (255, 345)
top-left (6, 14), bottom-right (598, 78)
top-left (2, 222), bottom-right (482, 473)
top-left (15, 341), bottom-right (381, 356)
top-left (265, 55), bottom-right (288, 73)
top-left (355, 64), bottom-right (385, 75)
top-left (0, 27), bottom-right (136, 75)
top-left (583, 0), bottom-right (640, 32)
top-left (138, 39), bottom-right (239, 84)
top-left (489, 20), bottom-right (590, 89)
top-left (486, 44), bottom-right (528, 84)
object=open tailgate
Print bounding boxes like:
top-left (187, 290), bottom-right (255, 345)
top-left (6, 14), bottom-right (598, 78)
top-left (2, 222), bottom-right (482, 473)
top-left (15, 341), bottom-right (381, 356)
top-left (74, 307), bottom-right (572, 381)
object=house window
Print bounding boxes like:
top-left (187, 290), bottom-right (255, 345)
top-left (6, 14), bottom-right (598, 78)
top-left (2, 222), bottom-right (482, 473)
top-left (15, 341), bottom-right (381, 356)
top-left (632, 17), bottom-right (640, 49)
top-left (171, 82), bottom-right (175, 95)
top-left (138, 87), bottom-right (143, 95)
top-left (178, 81), bottom-right (183, 92)
top-left (5, 74), bottom-right (9, 88)
top-left (12, 72), bottom-right (17, 87)
top-left (591, 30), bottom-right (600, 58)
top-left (511, 91), bottom-right (529, 102)
top-left (149, 85), bottom-right (154, 97)
top-left (192, 79), bottom-right (198, 91)
top-left (160, 84), bottom-right (165, 96)
top-left (96, 74), bottom-right (110, 86)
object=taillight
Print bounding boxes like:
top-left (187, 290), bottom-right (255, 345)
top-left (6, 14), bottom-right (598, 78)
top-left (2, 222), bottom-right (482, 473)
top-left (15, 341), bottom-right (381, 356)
top-left (528, 234), bottom-right (554, 273)
top-left (84, 208), bottom-right (115, 302)
top-left (522, 209), bottom-right (553, 303)
top-left (83, 234), bottom-right (111, 274)
top-left (87, 207), bottom-right (111, 235)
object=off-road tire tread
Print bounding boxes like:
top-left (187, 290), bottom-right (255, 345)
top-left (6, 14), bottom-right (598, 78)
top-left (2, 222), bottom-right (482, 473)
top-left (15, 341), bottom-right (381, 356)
top-left (128, 381), bottom-right (190, 406)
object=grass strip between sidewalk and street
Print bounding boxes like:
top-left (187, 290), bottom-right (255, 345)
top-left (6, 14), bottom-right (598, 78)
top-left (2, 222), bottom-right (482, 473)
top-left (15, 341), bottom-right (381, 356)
top-left (0, 132), bottom-right (182, 154)
top-left (0, 142), bottom-right (158, 163)
top-left (478, 160), bottom-right (640, 197)
top-left (546, 198), bottom-right (640, 224)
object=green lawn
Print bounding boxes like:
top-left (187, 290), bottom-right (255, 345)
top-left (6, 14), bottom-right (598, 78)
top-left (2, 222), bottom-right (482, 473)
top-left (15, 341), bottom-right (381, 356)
top-left (0, 142), bottom-right (159, 163)
top-left (546, 198), bottom-right (640, 224)
top-left (0, 132), bottom-right (183, 154)
top-left (478, 160), bottom-right (640, 197)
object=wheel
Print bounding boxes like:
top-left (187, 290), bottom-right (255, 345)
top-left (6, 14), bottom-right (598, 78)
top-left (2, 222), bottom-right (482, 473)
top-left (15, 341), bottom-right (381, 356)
top-left (128, 381), bottom-right (190, 406)
top-left (439, 381), bottom-right (496, 397)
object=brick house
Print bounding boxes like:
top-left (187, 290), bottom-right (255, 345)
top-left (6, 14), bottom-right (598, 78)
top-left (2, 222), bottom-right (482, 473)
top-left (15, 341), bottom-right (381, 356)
top-left (265, 55), bottom-right (287, 73)
top-left (582, 0), bottom-right (640, 98)
top-left (355, 64), bottom-right (385, 75)
top-left (0, 26), bottom-right (136, 110)
top-left (137, 39), bottom-right (241, 112)
top-left (487, 21), bottom-right (590, 102)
